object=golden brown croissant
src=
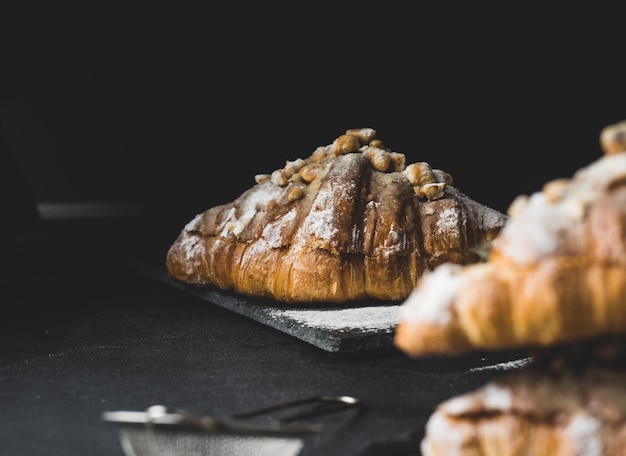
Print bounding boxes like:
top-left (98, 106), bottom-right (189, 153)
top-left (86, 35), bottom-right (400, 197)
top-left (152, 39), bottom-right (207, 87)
top-left (421, 362), bottom-right (626, 456)
top-left (395, 120), bottom-right (626, 356)
top-left (166, 128), bottom-right (507, 304)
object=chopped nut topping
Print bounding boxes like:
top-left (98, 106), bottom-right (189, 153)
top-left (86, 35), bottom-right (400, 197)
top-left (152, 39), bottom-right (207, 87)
top-left (388, 152), bottom-right (406, 172)
top-left (300, 164), bottom-right (321, 183)
top-left (287, 186), bottom-right (304, 202)
top-left (361, 146), bottom-right (391, 172)
top-left (255, 174), bottom-right (271, 184)
top-left (332, 134), bottom-right (361, 156)
top-left (415, 182), bottom-right (446, 200)
top-left (370, 153), bottom-right (391, 172)
top-left (542, 178), bottom-right (570, 203)
top-left (271, 169), bottom-right (289, 186)
top-left (346, 128), bottom-right (377, 145)
top-left (369, 139), bottom-right (384, 149)
top-left (433, 169), bottom-right (453, 186)
top-left (507, 194), bottom-right (529, 217)
top-left (284, 158), bottom-right (306, 176)
top-left (403, 162), bottom-right (436, 186)
top-left (600, 120), bottom-right (626, 155)
top-left (257, 129), bottom-right (455, 201)
top-left (310, 146), bottom-right (329, 163)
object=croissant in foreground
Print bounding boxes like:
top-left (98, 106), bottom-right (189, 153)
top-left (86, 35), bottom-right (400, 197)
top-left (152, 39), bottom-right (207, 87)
top-left (395, 120), bottom-right (626, 356)
top-left (398, 120), bottom-right (626, 456)
top-left (166, 128), bottom-right (507, 304)
top-left (421, 341), bottom-right (626, 456)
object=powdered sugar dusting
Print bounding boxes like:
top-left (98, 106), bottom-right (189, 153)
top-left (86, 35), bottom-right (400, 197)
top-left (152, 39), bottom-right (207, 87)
top-left (267, 305), bottom-right (399, 332)
top-left (184, 213), bottom-right (202, 231)
top-left (399, 264), bottom-right (467, 325)
top-left (576, 150), bottom-right (626, 186)
top-left (441, 395), bottom-right (478, 416)
top-left (179, 234), bottom-right (203, 262)
top-left (219, 184), bottom-right (284, 238)
top-left (218, 207), bottom-right (237, 237)
top-left (481, 205), bottom-right (507, 230)
top-left (296, 178), bottom-right (354, 244)
top-left (496, 191), bottom-right (586, 265)
top-left (564, 412), bottom-right (603, 456)
top-left (497, 152), bottom-right (626, 266)
top-left (436, 207), bottom-right (461, 234)
top-left (423, 412), bottom-right (468, 452)
top-left (482, 383), bottom-right (513, 411)
top-left (261, 208), bottom-right (296, 248)
top-left (176, 234), bottom-right (206, 274)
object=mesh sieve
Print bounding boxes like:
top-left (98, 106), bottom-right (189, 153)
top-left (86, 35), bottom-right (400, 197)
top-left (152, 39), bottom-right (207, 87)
top-left (103, 396), bottom-right (362, 456)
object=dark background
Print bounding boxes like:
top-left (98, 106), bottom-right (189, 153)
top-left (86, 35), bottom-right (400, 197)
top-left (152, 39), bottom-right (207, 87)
top-left (1, 2), bottom-right (624, 243)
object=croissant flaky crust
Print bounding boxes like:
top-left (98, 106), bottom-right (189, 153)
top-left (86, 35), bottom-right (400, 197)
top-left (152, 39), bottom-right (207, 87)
top-left (166, 128), bottom-right (507, 304)
top-left (421, 363), bottom-right (626, 456)
top-left (395, 120), bottom-right (626, 356)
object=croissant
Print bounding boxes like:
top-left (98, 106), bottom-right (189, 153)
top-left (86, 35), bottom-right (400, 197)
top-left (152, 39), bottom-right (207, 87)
top-left (166, 128), bottom-right (507, 304)
top-left (395, 120), bottom-right (626, 356)
top-left (421, 360), bottom-right (626, 456)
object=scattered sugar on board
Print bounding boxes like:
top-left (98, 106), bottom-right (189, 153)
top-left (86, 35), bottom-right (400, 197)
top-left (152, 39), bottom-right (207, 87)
top-left (268, 305), bottom-right (400, 332)
top-left (468, 357), bottom-right (533, 373)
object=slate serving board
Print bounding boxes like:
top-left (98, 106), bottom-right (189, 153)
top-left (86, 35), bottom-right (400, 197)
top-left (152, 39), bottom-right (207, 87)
top-left (137, 262), bottom-right (400, 353)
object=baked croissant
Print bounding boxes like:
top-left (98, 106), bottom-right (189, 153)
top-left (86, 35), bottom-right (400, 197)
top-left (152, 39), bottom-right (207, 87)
top-left (395, 120), bottom-right (626, 356)
top-left (421, 359), bottom-right (626, 456)
top-left (166, 128), bottom-right (507, 304)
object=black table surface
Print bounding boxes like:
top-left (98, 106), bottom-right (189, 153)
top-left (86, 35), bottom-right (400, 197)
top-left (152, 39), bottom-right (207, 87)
top-left (1, 217), bottom-right (530, 456)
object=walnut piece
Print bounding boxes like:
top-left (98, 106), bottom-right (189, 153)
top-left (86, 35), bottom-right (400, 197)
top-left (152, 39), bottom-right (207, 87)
top-left (600, 120), bottom-right (626, 155)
